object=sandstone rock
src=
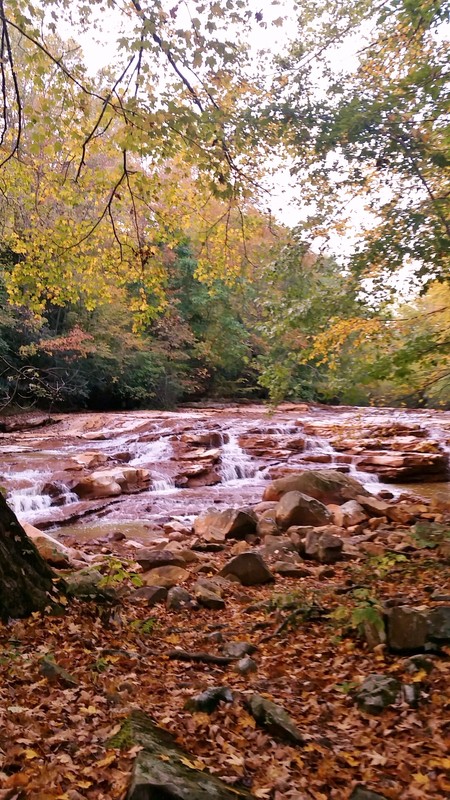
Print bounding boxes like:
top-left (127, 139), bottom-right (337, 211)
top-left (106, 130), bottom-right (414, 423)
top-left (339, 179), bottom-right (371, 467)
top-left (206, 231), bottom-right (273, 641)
top-left (246, 694), bottom-right (304, 744)
top-left (181, 431), bottom-right (228, 448)
top-left (356, 495), bottom-right (391, 517)
top-left (219, 553), bottom-right (274, 586)
top-left (73, 467), bottom-right (150, 499)
top-left (304, 530), bottom-right (343, 563)
top-left (131, 585), bottom-right (168, 606)
top-left (386, 606), bottom-right (428, 652)
top-left (231, 540), bottom-right (252, 555)
top-left (330, 500), bottom-right (368, 528)
top-left (193, 507), bottom-right (257, 542)
top-left (385, 504), bottom-right (419, 525)
top-left (117, 710), bottom-right (256, 800)
top-left (166, 586), bottom-right (198, 611)
top-left (357, 451), bottom-right (448, 482)
top-left (74, 452), bottom-right (109, 469)
top-left (193, 583), bottom-right (225, 610)
top-left (135, 549), bottom-right (186, 571)
top-left (275, 491), bottom-right (332, 529)
top-left (355, 674), bottom-right (401, 713)
top-left (142, 565), bottom-right (189, 588)
top-left (264, 469), bottom-right (369, 503)
top-left (22, 523), bottom-right (84, 567)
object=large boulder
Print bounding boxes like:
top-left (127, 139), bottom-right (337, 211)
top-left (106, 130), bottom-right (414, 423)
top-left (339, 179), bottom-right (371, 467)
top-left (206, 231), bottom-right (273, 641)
top-left (112, 711), bottom-right (256, 800)
top-left (275, 491), bottom-right (332, 529)
top-left (22, 523), bottom-right (86, 568)
top-left (193, 507), bottom-right (257, 542)
top-left (219, 553), bottom-right (274, 586)
top-left (264, 469), bottom-right (369, 504)
top-left (73, 467), bottom-right (150, 499)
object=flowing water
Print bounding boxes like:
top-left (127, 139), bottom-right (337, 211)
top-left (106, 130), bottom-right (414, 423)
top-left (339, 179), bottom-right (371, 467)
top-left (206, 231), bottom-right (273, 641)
top-left (1, 403), bottom-right (449, 542)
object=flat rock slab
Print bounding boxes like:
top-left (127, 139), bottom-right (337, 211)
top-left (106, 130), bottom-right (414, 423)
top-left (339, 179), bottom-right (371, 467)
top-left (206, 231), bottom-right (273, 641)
top-left (116, 710), bottom-right (256, 800)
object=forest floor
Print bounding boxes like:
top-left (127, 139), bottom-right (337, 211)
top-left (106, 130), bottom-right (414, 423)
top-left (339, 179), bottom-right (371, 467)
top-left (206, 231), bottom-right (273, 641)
top-left (0, 540), bottom-right (449, 800)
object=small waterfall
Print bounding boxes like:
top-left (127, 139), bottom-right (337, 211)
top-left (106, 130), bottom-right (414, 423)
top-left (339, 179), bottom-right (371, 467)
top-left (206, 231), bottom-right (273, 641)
top-left (305, 434), bottom-right (337, 461)
top-left (219, 434), bottom-right (258, 483)
top-left (8, 488), bottom-right (53, 516)
top-left (129, 436), bottom-right (173, 466)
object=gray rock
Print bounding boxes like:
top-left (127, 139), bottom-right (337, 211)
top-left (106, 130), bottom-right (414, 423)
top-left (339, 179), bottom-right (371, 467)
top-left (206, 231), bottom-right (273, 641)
top-left (246, 694), bottom-right (304, 744)
top-left (355, 674), bottom-right (402, 714)
top-left (264, 469), bottom-right (368, 503)
top-left (304, 530), bottom-right (343, 563)
top-left (219, 553), bottom-right (274, 586)
top-left (427, 606), bottom-right (450, 643)
top-left (260, 536), bottom-right (299, 558)
top-left (65, 568), bottom-right (107, 599)
top-left (131, 585), bottom-right (168, 606)
top-left (135, 549), bottom-right (186, 570)
top-left (273, 562), bottom-right (311, 578)
top-left (194, 583), bottom-right (226, 610)
top-left (167, 586), bottom-right (198, 611)
top-left (194, 507), bottom-right (257, 542)
top-left (350, 787), bottom-right (388, 800)
top-left (39, 656), bottom-right (78, 687)
top-left (386, 606), bottom-right (428, 652)
top-left (115, 711), bottom-right (256, 800)
top-left (235, 656), bottom-right (258, 675)
top-left (222, 641), bottom-right (256, 658)
top-left (185, 686), bottom-right (234, 713)
top-left (275, 491), bottom-right (332, 530)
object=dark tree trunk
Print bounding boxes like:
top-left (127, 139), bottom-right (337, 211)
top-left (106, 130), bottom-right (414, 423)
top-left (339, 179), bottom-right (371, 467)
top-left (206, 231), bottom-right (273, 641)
top-left (0, 493), bottom-right (57, 621)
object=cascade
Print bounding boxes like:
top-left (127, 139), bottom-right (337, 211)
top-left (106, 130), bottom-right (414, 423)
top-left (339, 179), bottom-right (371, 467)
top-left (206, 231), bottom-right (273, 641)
top-left (219, 433), bottom-right (259, 483)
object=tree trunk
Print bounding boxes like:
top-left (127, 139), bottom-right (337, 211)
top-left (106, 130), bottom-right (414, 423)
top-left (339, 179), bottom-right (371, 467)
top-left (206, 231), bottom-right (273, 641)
top-left (0, 493), bottom-right (57, 621)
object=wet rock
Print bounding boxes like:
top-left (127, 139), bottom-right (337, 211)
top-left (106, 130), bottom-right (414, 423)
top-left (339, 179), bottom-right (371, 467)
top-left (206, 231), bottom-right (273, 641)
top-left (386, 606), bottom-right (428, 652)
top-left (194, 507), bottom-right (257, 541)
top-left (134, 549), bottom-right (186, 571)
top-left (355, 674), bottom-right (401, 713)
top-left (246, 694), bottom-right (304, 744)
top-left (73, 452), bottom-right (109, 469)
top-left (181, 431), bottom-right (228, 448)
top-left (115, 710), bottom-right (256, 800)
top-left (304, 530), bottom-right (343, 563)
top-left (350, 786), bottom-right (388, 800)
top-left (142, 565), bottom-right (189, 588)
top-left (357, 451), bottom-right (448, 482)
top-left (185, 686), bottom-right (234, 713)
top-left (131, 585), bottom-right (168, 606)
top-left (222, 641), bottom-right (256, 658)
top-left (427, 606), bottom-right (450, 643)
top-left (73, 467), bottom-right (150, 499)
top-left (193, 582), bottom-right (225, 610)
top-left (235, 656), bottom-right (258, 675)
top-left (264, 469), bottom-right (368, 504)
top-left (166, 586), bottom-right (198, 611)
top-left (219, 553), bottom-right (274, 586)
top-left (329, 500), bottom-right (368, 528)
top-left (275, 491), bottom-right (332, 529)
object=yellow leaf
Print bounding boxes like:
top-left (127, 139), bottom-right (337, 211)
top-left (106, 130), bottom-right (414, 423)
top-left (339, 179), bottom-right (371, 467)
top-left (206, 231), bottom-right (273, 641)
top-left (96, 752), bottom-right (116, 768)
top-left (413, 773), bottom-right (429, 784)
top-left (411, 670), bottom-right (427, 682)
top-left (24, 748), bottom-right (40, 760)
top-left (159, 754), bottom-right (170, 762)
top-left (76, 782), bottom-right (92, 789)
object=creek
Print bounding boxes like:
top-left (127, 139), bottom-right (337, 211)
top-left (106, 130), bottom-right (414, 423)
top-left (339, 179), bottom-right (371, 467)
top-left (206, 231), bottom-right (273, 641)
top-left (1, 403), bottom-right (449, 545)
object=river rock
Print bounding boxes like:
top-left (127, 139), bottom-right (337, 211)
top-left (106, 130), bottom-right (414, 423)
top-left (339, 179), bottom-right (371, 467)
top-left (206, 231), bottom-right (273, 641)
top-left (142, 565), bottom-right (189, 588)
top-left (134, 549), bottom-right (186, 571)
top-left (355, 674), bottom-right (402, 713)
top-left (329, 500), bottom-right (368, 528)
top-left (357, 452), bottom-right (448, 482)
top-left (246, 694), bottom-right (304, 744)
top-left (193, 582), bottom-right (225, 610)
top-left (304, 529), bottom-right (343, 563)
top-left (116, 710), bottom-right (256, 800)
top-left (235, 656), bottom-right (258, 674)
top-left (264, 469), bottom-right (369, 504)
top-left (22, 523), bottom-right (84, 567)
top-left (275, 491), bottom-right (332, 529)
top-left (193, 507), bottom-right (257, 542)
top-left (131, 585), bottom-right (168, 606)
top-left (356, 495), bottom-right (391, 517)
top-left (73, 452), bottom-right (109, 469)
top-left (166, 586), bottom-right (198, 610)
top-left (73, 467), bottom-right (150, 499)
top-left (222, 641), bottom-right (256, 658)
top-left (386, 606), bottom-right (428, 652)
top-left (219, 553), bottom-right (274, 585)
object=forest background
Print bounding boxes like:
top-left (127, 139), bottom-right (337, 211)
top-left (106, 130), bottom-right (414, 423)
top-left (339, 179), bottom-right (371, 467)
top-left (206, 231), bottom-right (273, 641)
top-left (0, 0), bottom-right (448, 412)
